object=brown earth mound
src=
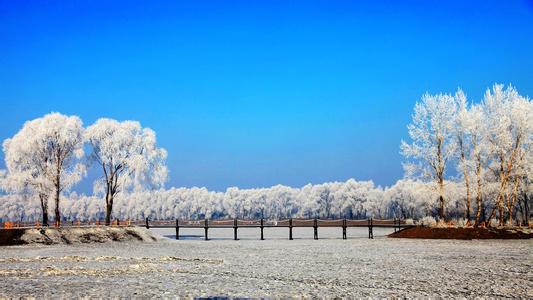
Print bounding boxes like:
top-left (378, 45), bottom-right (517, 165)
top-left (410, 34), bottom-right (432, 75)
top-left (389, 226), bottom-right (533, 239)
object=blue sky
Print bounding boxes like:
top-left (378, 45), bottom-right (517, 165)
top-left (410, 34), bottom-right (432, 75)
top-left (1, 1), bottom-right (532, 192)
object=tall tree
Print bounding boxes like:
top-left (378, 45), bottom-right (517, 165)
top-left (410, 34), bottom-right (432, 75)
top-left (454, 89), bottom-right (473, 221)
top-left (2, 113), bottom-right (85, 226)
top-left (85, 119), bottom-right (168, 225)
top-left (482, 85), bottom-right (531, 225)
top-left (401, 92), bottom-right (458, 220)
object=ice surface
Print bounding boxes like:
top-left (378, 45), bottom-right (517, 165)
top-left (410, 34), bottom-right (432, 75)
top-left (0, 227), bottom-right (531, 298)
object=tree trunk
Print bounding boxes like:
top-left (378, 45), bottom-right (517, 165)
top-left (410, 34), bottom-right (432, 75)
top-left (465, 181), bottom-right (471, 221)
top-left (474, 193), bottom-right (482, 227)
top-left (498, 200), bottom-right (504, 226)
top-left (473, 154), bottom-right (483, 227)
top-left (508, 178), bottom-right (520, 226)
top-left (54, 155), bottom-right (62, 227)
top-left (105, 197), bottom-right (113, 226)
top-left (54, 189), bottom-right (60, 227)
top-left (438, 177), bottom-right (445, 220)
top-left (459, 139), bottom-right (471, 221)
top-left (525, 191), bottom-right (530, 226)
top-left (40, 194), bottom-right (48, 226)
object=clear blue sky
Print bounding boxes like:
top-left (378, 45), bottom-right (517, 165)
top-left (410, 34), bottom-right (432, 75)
top-left (1, 1), bottom-right (532, 192)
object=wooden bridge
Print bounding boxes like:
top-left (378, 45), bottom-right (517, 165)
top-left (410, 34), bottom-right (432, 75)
top-left (142, 218), bottom-right (412, 240)
top-left (0, 218), bottom-right (412, 240)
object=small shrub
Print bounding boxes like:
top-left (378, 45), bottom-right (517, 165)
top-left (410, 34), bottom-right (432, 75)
top-left (454, 218), bottom-right (469, 228)
top-left (419, 216), bottom-right (437, 227)
top-left (489, 219), bottom-right (499, 228)
top-left (435, 220), bottom-right (448, 228)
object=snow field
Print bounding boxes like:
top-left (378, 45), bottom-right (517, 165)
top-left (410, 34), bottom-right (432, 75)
top-left (0, 227), bottom-right (531, 298)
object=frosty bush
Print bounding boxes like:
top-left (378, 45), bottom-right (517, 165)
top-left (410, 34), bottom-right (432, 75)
top-left (418, 216), bottom-right (437, 227)
top-left (489, 219), bottom-right (500, 228)
top-left (454, 218), bottom-right (468, 228)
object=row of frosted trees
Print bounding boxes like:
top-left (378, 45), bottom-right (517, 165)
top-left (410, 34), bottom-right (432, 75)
top-left (0, 179), bottom-right (457, 222)
top-left (401, 84), bottom-right (531, 226)
top-left (1, 176), bottom-right (528, 224)
top-left (0, 113), bottom-right (168, 226)
top-left (0, 84), bottom-right (531, 226)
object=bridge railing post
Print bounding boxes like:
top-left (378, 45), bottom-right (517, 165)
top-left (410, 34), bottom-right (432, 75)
top-left (370, 217), bottom-right (374, 239)
top-left (145, 217), bottom-right (149, 229)
top-left (175, 219), bottom-right (179, 240)
top-left (289, 218), bottom-right (293, 240)
top-left (397, 218), bottom-right (401, 232)
top-left (313, 218), bottom-right (318, 240)
top-left (234, 218), bottom-right (238, 240)
top-left (260, 218), bottom-right (264, 240)
top-left (204, 218), bottom-right (209, 241)
top-left (342, 218), bottom-right (347, 240)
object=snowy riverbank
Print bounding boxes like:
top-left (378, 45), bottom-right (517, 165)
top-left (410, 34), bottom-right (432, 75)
top-left (0, 227), bottom-right (531, 298)
top-left (0, 226), bottom-right (159, 246)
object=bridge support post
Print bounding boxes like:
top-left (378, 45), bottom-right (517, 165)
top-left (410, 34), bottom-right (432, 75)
top-left (204, 218), bottom-right (209, 241)
top-left (342, 218), bottom-right (347, 240)
top-left (260, 218), bottom-right (264, 240)
top-left (368, 218), bottom-right (374, 239)
top-left (393, 218), bottom-right (397, 233)
top-left (397, 218), bottom-right (400, 232)
top-left (145, 218), bottom-right (149, 229)
top-left (234, 218), bottom-right (238, 240)
top-left (289, 218), bottom-right (293, 240)
top-left (175, 219), bottom-right (179, 240)
top-left (314, 218), bottom-right (318, 240)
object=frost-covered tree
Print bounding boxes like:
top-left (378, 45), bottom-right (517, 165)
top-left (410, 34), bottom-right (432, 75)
top-left (454, 89), bottom-right (473, 220)
top-left (401, 92), bottom-right (458, 219)
top-left (384, 179), bottom-right (435, 219)
top-left (85, 118), bottom-right (168, 225)
top-left (2, 113), bottom-right (85, 226)
top-left (460, 103), bottom-right (488, 226)
top-left (482, 84), bottom-right (532, 225)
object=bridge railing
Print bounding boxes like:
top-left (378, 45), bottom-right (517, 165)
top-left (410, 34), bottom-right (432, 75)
top-left (1, 217), bottom-right (411, 240)
top-left (143, 217), bottom-right (411, 240)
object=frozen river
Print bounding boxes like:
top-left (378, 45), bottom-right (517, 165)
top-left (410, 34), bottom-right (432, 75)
top-left (0, 227), bottom-right (531, 298)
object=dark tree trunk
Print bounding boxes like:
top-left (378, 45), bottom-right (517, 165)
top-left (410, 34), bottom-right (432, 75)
top-left (39, 195), bottom-right (48, 226)
top-left (438, 195), bottom-right (445, 220)
top-left (54, 194), bottom-right (60, 227)
top-left (42, 211), bottom-right (48, 226)
top-left (54, 157), bottom-right (62, 227)
top-left (105, 196), bottom-right (113, 226)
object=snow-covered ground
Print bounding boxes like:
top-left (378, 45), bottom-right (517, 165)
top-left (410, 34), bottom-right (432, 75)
top-left (0, 227), bottom-right (531, 298)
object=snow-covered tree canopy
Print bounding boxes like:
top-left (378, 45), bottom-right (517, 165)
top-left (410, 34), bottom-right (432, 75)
top-left (85, 118), bottom-right (168, 224)
top-left (401, 91), bottom-right (459, 219)
top-left (401, 84), bottom-right (532, 225)
top-left (86, 118), bottom-right (168, 194)
top-left (2, 112), bottom-right (85, 225)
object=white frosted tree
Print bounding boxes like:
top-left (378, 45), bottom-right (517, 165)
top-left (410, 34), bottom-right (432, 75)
top-left (454, 89), bottom-right (474, 220)
top-left (85, 118), bottom-right (168, 225)
top-left (2, 113), bottom-right (85, 226)
top-left (464, 104), bottom-right (489, 226)
top-left (401, 92), bottom-right (458, 220)
top-left (482, 84), bottom-right (532, 225)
